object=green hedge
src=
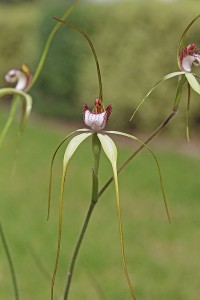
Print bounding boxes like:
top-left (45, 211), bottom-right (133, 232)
top-left (1, 0), bottom-right (200, 134)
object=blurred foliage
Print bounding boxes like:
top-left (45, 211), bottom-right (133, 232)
top-left (1, 0), bottom-right (200, 134)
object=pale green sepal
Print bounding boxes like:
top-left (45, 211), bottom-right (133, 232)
top-left (51, 131), bottom-right (92, 299)
top-left (0, 96), bottom-right (18, 150)
top-left (130, 71), bottom-right (186, 121)
top-left (105, 130), bottom-right (170, 223)
top-left (185, 73), bottom-right (200, 95)
top-left (63, 132), bottom-right (92, 166)
top-left (47, 129), bottom-right (89, 220)
top-left (0, 89), bottom-right (32, 130)
top-left (97, 133), bottom-right (136, 300)
top-left (0, 88), bottom-right (32, 149)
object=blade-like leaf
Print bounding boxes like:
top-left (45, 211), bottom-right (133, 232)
top-left (185, 72), bottom-right (200, 95)
top-left (130, 71), bottom-right (186, 121)
top-left (97, 133), bottom-right (136, 300)
top-left (105, 130), bottom-right (170, 223)
top-left (51, 132), bottom-right (92, 300)
top-left (177, 15), bottom-right (200, 69)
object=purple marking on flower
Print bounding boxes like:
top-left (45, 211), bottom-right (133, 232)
top-left (5, 64), bottom-right (32, 91)
top-left (179, 43), bottom-right (200, 72)
top-left (83, 99), bottom-right (112, 131)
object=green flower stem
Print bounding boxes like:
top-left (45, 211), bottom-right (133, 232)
top-left (0, 221), bottom-right (19, 300)
top-left (0, 95), bottom-right (18, 150)
top-left (63, 201), bottom-right (96, 300)
top-left (98, 110), bottom-right (177, 199)
top-left (63, 133), bottom-right (101, 300)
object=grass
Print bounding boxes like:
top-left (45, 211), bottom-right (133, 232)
top-left (0, 110), bottom-right (200, 300)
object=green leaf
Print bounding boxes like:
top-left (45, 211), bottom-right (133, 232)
top-left (51, 131), bottom-right (92, 300)
top-left (185, 73), bottom-right (200, 95)
top-left (130, 71), bottom-right (185, 121)
top-left (177, 15), bottom-right (200, 69)
top-left (105, 130), bottom-right (170, 223)
top-left (97, 133), bottom-right (136, 300)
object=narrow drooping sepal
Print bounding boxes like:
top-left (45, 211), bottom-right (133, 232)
top-left (0, 88), bottom-right (32, 133)
top-left (51, 131), bottom-right (92, 300)
top-left (97, 133), bottom-right (136, 300)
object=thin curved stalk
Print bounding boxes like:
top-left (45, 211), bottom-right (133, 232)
top-left (0, 221), bottom-right (19, 300)
top-left (53, 18), bottom-right (103, 103)
top-left (28, 0), bottom-right (80, 90)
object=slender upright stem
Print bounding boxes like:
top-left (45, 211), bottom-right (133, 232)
top-left (0, 221), bottom-right (20, 300)
top-left (63, 201), bottom-right (96, 299)
top-left (98, 110), bottom-right (176, 199)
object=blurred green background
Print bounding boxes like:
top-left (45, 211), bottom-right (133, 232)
top-left (0, 0), bottom-right (200, 299)
top-left (1, 0), bottom-right (200, 133)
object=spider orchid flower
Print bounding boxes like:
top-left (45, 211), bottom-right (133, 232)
top-left (130, 15), bottom-right (200, 141)
top-left (179, 43), bottom-right (200, 72)
top-left (5, 64), bottom-right (32, 91)
top-left (0, 65), bottom-right (32, 149)
top-left (48, 99), bottom-right (169, 300)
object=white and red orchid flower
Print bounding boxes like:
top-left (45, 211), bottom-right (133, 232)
top-left (83, 98), bottom-right (112, 131)
top-left (179, 43), bottom-right (200, 72)
top-left (131, 17), bottom-right (200, 141)
top-left (0, 64), bottom-right (32, 149)
top-left (5, 64), bottom-right (32, 91)
top-left (48, 99), bottom-right (168, 300)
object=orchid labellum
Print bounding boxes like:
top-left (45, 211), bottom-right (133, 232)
top-left (48, 98), bottom-right (169, 300)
